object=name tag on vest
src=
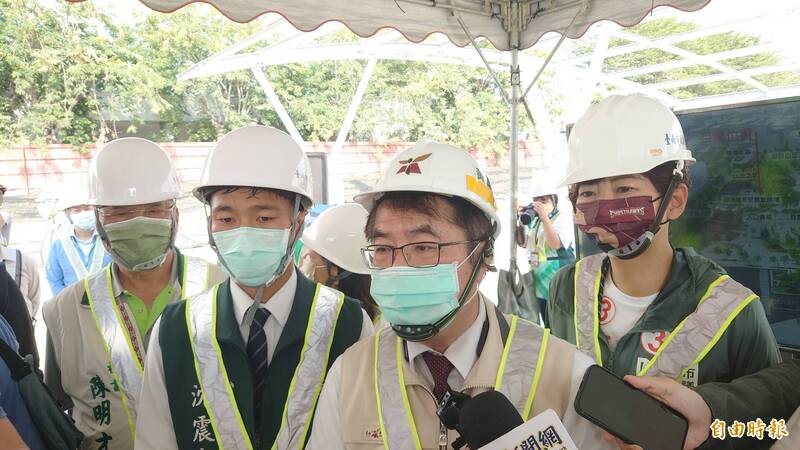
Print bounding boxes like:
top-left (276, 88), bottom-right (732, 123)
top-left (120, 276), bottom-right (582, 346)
top-left (637, 357), bottom-right (699, 387)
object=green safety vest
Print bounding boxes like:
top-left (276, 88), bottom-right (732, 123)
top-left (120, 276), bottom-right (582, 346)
top-left (572, 253), bottom-right (758, 387)
top-left (159, 274), bottom-right (365, 450)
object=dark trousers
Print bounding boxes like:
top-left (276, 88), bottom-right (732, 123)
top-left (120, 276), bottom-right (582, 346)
top-left (538, 297), bottom-right (549, 328)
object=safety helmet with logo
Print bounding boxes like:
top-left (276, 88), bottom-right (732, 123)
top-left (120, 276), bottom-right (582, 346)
top-left (301, 203), bottom-right (369, 275)
top-left (193, 125), bottom-right (313, 291)
top-left (560, 94), bottom-right (695, 259)
top-left (355, 141), bottom-right (500, 237)
top-left (354, 141), bottom-right (498, 341)
top-left (88, 138), bottom-right (181, 206)
top-left (88, 138), bottom-right (180, 271)
top-left (560, 94), bottom-right (694, 187)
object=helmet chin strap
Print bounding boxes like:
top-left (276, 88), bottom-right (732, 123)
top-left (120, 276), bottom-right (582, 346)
top-left (604, 160), bottom-right (685, 260)
top-left (393, 243), bottom-right (487, 342)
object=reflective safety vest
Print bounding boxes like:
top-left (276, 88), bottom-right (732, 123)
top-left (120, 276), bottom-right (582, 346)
top-left (62, 235), bottom-right (106, 279)
top-left (373, 316), bottom-right (550, 450)
top-left (573, 253), bottom-right (758, 382)
top-left (84, 254), bottom-right (215, 443)
top-left (186, 283), bottom-right (345, 450)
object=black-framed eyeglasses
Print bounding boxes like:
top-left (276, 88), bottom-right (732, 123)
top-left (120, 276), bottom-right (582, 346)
top-left (362, 240), bottom-right (478, 270)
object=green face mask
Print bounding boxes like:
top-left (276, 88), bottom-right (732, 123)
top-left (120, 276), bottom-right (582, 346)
top-left (102, 216), bottom-right (174, 271)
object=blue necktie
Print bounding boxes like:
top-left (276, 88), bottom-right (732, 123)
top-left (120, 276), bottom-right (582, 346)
top-left (247, 307), bottom-right (271, 422)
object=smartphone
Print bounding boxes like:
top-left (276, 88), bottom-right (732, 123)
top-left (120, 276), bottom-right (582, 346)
top-left (574, 365), bottom-right (688, 450)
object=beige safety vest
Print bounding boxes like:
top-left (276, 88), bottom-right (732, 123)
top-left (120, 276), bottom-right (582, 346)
top-left (186, 283), bottom-right (345, 450)
top-left (573, 253), bottom-right (758, 383)
top-left (337, 296), bottom-right (576, 450)
top-left (42, 253), bottom-right (218, 450)
top-left (61, 234), bottom-right (106, 279)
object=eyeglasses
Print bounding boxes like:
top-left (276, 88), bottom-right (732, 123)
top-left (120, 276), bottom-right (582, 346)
top-left (362, 240), bottom-right (478, 269)
top-left (97, 199), bottom-right (176, 222)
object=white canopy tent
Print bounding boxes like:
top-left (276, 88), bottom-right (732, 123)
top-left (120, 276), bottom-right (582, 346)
top-left (92, 0), bottom-right (717, 271)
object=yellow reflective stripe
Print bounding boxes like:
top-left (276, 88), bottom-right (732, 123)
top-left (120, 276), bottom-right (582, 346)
top-left (638, 275), bottom-right (731, 377)
top-left (84, 269), bottom-right (137, 443)
top-left (205, 264), bottom-right (212, 290)
top-left (494, 316), bottom-right (519, 390)
top-left (186, 286), bottom-right (253, 450)
top-left (572, 259), bottom-right (582, 348)
top-left (180, 255), bottom-right (188, 299)
top-left (396, 337), bottom-right (422, 450)
top-left (677, 293), bottom-right (758, 381)
top-left (373, 334), bottom-right (390, 450)
top-left (591, 268), bottom-right (603, 367)
top-left (523, 329), bottom-right (549, 420)
top-left (284, 287), bottom-right (346, 448)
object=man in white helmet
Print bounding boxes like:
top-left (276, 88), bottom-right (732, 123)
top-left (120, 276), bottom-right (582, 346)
top-left (515, 177), bottom-right (575, 327)
top-left (548, 94), bottom-right (779, 388)
top-left (45, 188), bottom-right (110, 296)
top-left (134, 126), bottom-right (374, 450)
top-left (308, 142), bottom-right (611, 450)
top-left (298, 203), bottom-right (380, 324)
top-left (43, 138), bottom-right (225, 450)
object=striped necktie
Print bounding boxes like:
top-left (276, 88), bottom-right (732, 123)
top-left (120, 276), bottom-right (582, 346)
top-left (247, 307), bottom-right (271, 422)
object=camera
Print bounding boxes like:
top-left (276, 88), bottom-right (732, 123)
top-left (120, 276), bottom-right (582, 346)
top-left (519, 204), bottom-right (536, 225)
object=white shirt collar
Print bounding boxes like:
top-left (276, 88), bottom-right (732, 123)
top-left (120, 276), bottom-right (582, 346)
top-left (406, 295), bottom-right (487, 380)
top-left (231, 269), bottom-right (297, 329)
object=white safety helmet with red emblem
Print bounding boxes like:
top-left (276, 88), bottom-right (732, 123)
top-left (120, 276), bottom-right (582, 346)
top-left (354, 141), bottom-right (500, 238)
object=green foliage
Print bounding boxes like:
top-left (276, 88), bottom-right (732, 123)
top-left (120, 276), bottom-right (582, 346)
top-left (0, 1), bottom-right (524, 159)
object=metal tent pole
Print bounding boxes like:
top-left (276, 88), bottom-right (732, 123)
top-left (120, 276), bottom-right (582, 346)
top-left (508, 0), bottom-right (521, 271)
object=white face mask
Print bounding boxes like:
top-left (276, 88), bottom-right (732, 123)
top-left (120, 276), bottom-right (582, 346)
top-left (71, 210), bottom-right (96, 231)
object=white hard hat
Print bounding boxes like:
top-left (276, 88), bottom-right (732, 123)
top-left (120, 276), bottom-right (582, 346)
top-left (301, 203), bottom-right (369, 274)
top-left (58, 185), bottom-right (91, 211)
top-left (193, 125), bottom-right (313, 207)
top-left (528, 174), bottom-right (561, 199)
top-left (354, 142), bottom-right (500, 238)
top-left (89, 138), bottom-right (180, 206)
top-left (560, 94), bottom-right (694, 187)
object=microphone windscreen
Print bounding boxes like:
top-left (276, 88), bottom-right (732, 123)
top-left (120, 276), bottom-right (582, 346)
top-left (458, 390), bottom-right (524, 449)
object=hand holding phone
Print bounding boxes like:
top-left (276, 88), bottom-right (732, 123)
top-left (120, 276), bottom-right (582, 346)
top-left (574, 365), bottom-right (688, 450)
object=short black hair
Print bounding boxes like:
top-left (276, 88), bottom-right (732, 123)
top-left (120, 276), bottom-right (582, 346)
top-left (200, 186), bottom-right (307, 211)
top-left (364, 192), bottom-right (495, 261)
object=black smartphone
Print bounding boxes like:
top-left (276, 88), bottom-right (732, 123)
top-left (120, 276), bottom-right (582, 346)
top-left (574, 365), bottom-right (688, 450)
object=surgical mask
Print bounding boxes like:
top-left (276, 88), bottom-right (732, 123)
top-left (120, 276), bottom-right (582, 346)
top-left (103, 216), bottom-right (173, 271)
top-left (213, 227), bottom-right (290, 288)
top-left (370, 256), bottom-right (473, 328)
top-left (71, 210), bottom-right (96, 231)
top-left (575, 196), bottom-right (658, 251)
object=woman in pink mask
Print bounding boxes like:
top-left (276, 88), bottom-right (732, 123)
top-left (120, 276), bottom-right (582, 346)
top-left (547, 94), bottom-right (780, 387)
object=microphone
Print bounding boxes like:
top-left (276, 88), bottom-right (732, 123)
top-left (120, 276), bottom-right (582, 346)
top-left (458, 390), bottom-right (523, 449)
top-left (457, 391), bottom-right (578, 450)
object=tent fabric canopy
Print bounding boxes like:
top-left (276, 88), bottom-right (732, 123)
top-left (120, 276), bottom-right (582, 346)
top-left (129, 0), bottom-right (711, 51)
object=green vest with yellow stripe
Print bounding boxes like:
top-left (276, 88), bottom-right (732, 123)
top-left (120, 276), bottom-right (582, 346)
top-left (158, 271), bottom-right (365, 450)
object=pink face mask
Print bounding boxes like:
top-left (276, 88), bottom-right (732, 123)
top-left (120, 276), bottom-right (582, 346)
top-left (575, 196), bottom-right (658, 248)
